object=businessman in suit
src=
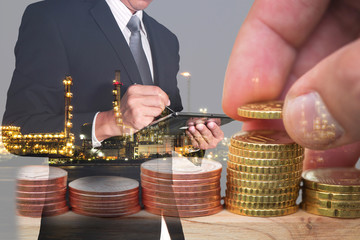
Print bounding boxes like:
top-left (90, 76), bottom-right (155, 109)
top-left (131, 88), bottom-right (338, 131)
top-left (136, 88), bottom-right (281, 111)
top-left (3, 0), bottom-right (223, 239)
top-left (3, 0), bottom-right (223, 153)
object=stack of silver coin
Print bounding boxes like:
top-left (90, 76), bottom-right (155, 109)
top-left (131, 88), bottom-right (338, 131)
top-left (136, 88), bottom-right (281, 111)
top-left (16, 165), bottom-right (68, 217)
top-left (141, 157), bottom-right (223, 217)
top-left (69, 176), bottom-right (141, 218)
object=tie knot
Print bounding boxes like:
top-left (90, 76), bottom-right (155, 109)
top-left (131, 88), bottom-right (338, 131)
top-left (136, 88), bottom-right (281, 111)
top-left (127, 15), bottom-right (141, 33)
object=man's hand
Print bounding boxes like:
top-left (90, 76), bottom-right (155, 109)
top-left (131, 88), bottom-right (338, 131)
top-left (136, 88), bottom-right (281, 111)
top-left (222, 0), bottom-right (360, 169)
top-left (186, 122), bottom-right (224, 150)
top-left (95, 85), bottom-right (170, 142)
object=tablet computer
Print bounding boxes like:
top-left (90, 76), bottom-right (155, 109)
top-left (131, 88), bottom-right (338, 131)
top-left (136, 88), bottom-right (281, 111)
top-left (138, 111), bottom-right (233, 136)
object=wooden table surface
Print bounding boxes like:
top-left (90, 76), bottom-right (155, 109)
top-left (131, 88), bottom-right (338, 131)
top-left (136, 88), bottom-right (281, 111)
top-left (17, 209), bottom-right (360, 240)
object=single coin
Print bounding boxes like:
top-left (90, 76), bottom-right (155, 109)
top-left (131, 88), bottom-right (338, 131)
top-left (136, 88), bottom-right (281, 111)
top-left (231, 130), bottom-right (301, 151)
top-left (143, 200), bottom-right (221, 211)
top-left (302, 168), bottom-right (360, 193)
top-left (16, 201), bottom-right (67, 211)
top-left (141, 179), bottom-right (220, 192)
top-left (16, 195), bottom-right (66, 205)
top-left (224, 198), bottom-right (296, 209)
top-left (228, 153), bottom-right (304, 166)
top-left (227, 168), bottom-right (302, 181)
top-left (226, 184), bottom-right (300, 195)
top-left (140, 157), bottom-right (222, 180)
top-left (69, 176), bottom-right (139, 195)
top-left (72, 205), bottom-right (141, 218)
top-left (17, 206), bottom-right (69, 218)
top-left (145, 205), bottom-right (223, 218)
top-left (16, 188), bottom-right (67, 198)
top-left (69, 190), bottom-right (139, 202)
top-left (237, 100), bottom-right (283, 119)
top-left (142, 194), bottom-right (221, 205)
top-left (140, 173), bottom-right (220, 185)
top-left (227, 161), bottom-right (303, 174)
top-left (226, 204), bottom-right (298, 217)
top-left (226, 190), bottom-right (298, 203)
top-left (17, 165), bottom-right (67, 186)
top-left (304, 197), bottom-right (360, 210)
top-left (301, 202), bottom-right (360, 218)
top-left (17, 183), bottom-right (66, 192)
top-left (70, 196), bottom-right (139, 209)
top-left (229, 146), bottom-right (304, 159)
top-left (303, 188), bottom-right (360, 201)
top-left (142, 188), bottom-right (220, 199)
top-left (227, 176), bottom-right (302, 189)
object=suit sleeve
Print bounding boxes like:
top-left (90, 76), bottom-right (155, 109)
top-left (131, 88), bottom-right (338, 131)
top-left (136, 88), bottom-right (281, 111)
top-left (2, 3), bottom-right (96, 141)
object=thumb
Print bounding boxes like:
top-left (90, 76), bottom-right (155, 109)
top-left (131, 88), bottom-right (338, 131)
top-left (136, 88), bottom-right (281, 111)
top-left (283, 39), bottom-right (360, 150)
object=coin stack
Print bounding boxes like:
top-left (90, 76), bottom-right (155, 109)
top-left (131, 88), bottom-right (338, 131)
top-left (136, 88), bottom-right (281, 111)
top-left (16, 165), bottom-right (68, 217)
top-left (141, 157), bottom-right (223, 217)
top-left (69, 176), bottom-right (141, 218)
top-left (225, 130), bottom-right (304, 216)
top-left (301, 168), bottom-right (360, 218)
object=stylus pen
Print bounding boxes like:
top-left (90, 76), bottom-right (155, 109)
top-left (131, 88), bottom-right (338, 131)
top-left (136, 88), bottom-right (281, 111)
top-left (165, 105), bottom-right (175, 114)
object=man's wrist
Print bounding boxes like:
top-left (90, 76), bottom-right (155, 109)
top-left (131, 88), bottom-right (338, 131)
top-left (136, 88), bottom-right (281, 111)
top-left (95, 110), bottom-right (121, 142)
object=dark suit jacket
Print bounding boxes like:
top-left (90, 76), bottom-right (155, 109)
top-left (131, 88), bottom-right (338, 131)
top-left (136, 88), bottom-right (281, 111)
top-left (2, 0), bottom-right (183, 141)
top-left (3, 0), bottom-right (184, 239)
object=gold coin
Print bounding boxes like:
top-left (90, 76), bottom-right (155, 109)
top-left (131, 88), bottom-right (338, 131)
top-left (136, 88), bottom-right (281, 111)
top-left (226, 184), bottom-right (300, 195)
top-left (301, 202), bottom-right (360, 218)
top-left (227, 176), bottom-right (302, 189)
top-left (227, 168), bottom-right (302, 181)
top-left (225, 198), bottom-right (296, 209)
top-left (229, 145), bottom-right (304, 159)
top-left (227, 161), bottom-right (303, 174)
top-left (226, 204), bottom-right (298, 217)
top-left (304, 197), bottom-right (360, 210)
top-left (303, 188), bottom-right (360, 201)
top-left (230, 130), bottom-right (301, 151)
top-left (302, 168), bottom-right (360, 193)
top-left (228, 153), bottom-right (304, 166)
top-left (226, 190), bottom-right (298, 203)
top-left (237, 100), bottom-right (283, 119)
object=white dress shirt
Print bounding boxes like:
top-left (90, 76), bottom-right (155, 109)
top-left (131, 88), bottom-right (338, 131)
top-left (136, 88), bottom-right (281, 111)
top-left (91, 3), bottom-right (172, 239)
top-left (92, 0), bottom-right (154, 148)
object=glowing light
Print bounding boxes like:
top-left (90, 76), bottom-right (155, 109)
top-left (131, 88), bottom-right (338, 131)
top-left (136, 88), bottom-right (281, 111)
top-left (180, 72), bottom-right (191, 77)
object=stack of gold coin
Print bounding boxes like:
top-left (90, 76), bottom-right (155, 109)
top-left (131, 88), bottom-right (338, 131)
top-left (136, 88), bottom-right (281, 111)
top-left (301, 168), bottom-right (360, 218)
top-left (16, 165), bottom-right (68, 217)
top-left (225, 101), bottom-right (305, 217)
top-left (141, 157), bottom-right (223, 217)
top-left (69, 176), bottom-right (141, 218)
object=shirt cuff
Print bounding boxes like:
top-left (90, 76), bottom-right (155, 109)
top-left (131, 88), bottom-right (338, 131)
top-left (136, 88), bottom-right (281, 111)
top-left (92, 112), bottom-right (102, 148)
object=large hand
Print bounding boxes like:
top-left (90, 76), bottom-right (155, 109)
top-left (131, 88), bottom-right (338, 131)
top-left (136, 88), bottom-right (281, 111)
top-left (222, 0), bottom-right (360, 169)
top-left (95, 85), bottom-right (170, 141)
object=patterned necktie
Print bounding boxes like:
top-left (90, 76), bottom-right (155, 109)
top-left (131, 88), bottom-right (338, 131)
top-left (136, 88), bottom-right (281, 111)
top-left (127, 15), bottom-right (153, 85)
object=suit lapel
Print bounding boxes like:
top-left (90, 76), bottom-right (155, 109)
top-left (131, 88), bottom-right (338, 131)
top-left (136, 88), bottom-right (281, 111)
top-left (143, 13), bottom-right (161, 87)
top-left (89, 0), bottom-right (142, 84)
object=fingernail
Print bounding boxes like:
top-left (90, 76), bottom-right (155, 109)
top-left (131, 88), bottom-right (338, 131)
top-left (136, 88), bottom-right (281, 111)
top-left (189, 126), bottom-right (196, 133)
top-left (207, 122), bottom-right (215, 129)
top-left (167, 100), bottom-right (171, 106)
top-left (196, 124), bottom-right (204, 131)
top-left (284, 92), bottom-right (344, 149)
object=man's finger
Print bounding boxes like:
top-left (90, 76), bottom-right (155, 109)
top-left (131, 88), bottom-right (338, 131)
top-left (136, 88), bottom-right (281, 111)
top-left (195, 124), bottom-right (214, 145)
top-left (206, 122), bottom-right (224, 140)
top-left (222, 0), bottom-right (329, 120)
top-left (188, 126), bottom-right (208, 149)
top-left (186, 129), bottom-right (199, 149)
top-left (283, 39), bottom-right (360, 149)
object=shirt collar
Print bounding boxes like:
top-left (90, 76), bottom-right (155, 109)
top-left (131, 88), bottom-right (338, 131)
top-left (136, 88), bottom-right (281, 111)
top-left (107, 0), bottom-right (147, 36)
